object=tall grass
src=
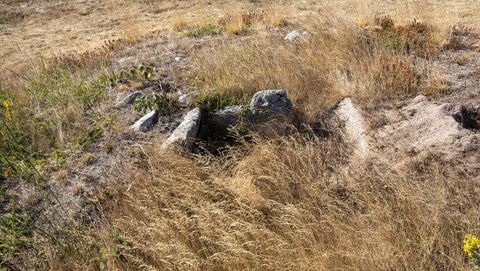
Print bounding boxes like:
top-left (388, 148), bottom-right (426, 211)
top-left (189, 16), bottom-right (445, 122)
top-left (0, 51), bottom-right (113, 267)
top-left (75, 131), bottom-right (479, 270)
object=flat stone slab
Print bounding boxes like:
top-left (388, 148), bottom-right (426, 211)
top-left (161, 108), bottom-right (202, 150)
top-left (210, 105), bottom-right (244, 131)
top-left (334, 98), bottom-right (369, 158)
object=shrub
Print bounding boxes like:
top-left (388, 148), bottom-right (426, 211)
top-left (372, 16), bottom-right (439, 57)
top-left (133, 92), bottom-right (178, 115)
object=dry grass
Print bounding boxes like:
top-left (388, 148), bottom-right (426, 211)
top-left (54, 132), bottom-right (479, 270)
top-left (222, 12), bottom-right (247, 36)
top-left (172, 16), bottom-right (189, 32)
top-left (189, 15), bottom-right (445, 122)
top-left (2, 1), bottom-right (480, 270)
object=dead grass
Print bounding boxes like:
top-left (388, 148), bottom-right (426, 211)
top-left (172, 16), bottom-right (189, 32)
top-left (222, 12), bottom-right (247, 36)
top-left (189, 16), bottom-right (445, 122)
top-left (3, 1), bottom-right (480, 270)
top-left (55, 132), bottom-right (480, 270)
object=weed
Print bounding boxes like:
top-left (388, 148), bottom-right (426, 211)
top-left (54, 40), bottom-right (121, 72)
top-left (76, 115), bottom-right (114, 150)
top-left (109, 64), bottom-right (153, 87)
top-left (172, 17), bottom-right (188, 32)
top-left (0, 213), bottom-right (30, 265)
top-left (241, 12), bottom-right (265, 25)
top-left (423, 74), bottom-right (451, 96)
top-left (464, 234), bottom-right (480, 270)
top-left (133, 92), bottom-right (178, 115)
top-left (221, 13), bottom-right (247, 35)
top-left (375, 54), bottom-right (422, 95)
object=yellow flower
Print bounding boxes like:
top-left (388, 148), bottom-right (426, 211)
top-left (3, 100), bottom-right (12, 120)
top-left (464, 234), bottom-right (480, 258)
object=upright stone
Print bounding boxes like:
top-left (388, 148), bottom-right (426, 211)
top-left (334, 98), bottom-right (369, 158)
top-left (130, 110), bottom-right (158, 132)
top-left (161, 108), bottom-right (202, 150)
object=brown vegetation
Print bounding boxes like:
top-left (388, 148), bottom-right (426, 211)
top-left (1, 1), bottom-right (480, 270)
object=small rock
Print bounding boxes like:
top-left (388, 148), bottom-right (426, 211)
top-left (115, 91), bottom-right (142, 107)
top-left (250, 89), bottom-right (293, 119)
top-left (284, 29), bottom-right (309, 42)
top-left (130, 110), bottom-right (158, 132)
top-left (178, 91), bottom-right (199, 107)
top-left (161, 108), bottom-right (202, 150)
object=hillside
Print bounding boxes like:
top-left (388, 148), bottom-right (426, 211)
top-left (1, 0), bottom-right (480, 270)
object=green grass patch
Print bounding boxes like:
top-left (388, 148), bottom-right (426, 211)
top-left (186, 23), bottom-right (225, 38)
top-left (0, 56), bottom-right (111, 179)
top-left (0, 213), bottom-right (30, 265)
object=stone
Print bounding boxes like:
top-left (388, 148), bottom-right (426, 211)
top-left (284, 30), bottom-right (309, 42)
top-left (115, 91), bottom-right (142, 107)
top-left (161, 108), bottom-right (202, 150)
top-left (130, 110), bottom-right (158, 132)
top-left (334, 98), bottom-right (369, 158)
top-left (178, 91), bottom-right (199, 107)
top-left (250, 89), bottom-right (293, 119)
top-left (209, 105), bottom-right (244, 132)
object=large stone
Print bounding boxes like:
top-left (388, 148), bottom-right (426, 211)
top-left (250, 89), bottom-right (293, 119)
top-left (161, 108), bottom-right (202, 150)
top-left (115, 91), bottom-right (142, 107)
top-left (130, 110), bottom-right (158, 132)
top-left (209, 105), bottom-right (244, 132)
top-left (334, 98), bottom-right (369, 158)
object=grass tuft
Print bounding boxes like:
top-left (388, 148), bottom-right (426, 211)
top-left (186, 22), bottom-right (225, 38)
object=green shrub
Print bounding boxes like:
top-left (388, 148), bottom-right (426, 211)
top-left (133, 92), bottom-right (178, 115)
